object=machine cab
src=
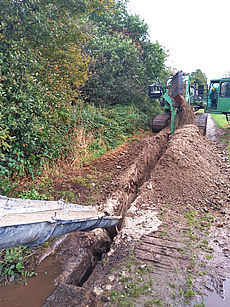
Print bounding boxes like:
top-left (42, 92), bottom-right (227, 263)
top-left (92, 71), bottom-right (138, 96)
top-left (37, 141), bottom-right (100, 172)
top-left (207, 78), bottom-right (230, 114)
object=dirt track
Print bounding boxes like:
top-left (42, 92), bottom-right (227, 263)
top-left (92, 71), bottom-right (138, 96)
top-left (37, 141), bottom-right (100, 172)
top-left (36, 102), bottom-right (230, 306)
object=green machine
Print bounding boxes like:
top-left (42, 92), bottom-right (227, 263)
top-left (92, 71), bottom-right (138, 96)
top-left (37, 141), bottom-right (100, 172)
top-left (205, 78), bottom-right (230, 122)
top-left (148, 72), bottom-right (230, 134)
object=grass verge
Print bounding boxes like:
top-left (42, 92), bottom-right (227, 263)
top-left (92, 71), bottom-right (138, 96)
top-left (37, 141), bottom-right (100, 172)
top-left (210, 114), bottom-right (230, 160)
top-left (210, 114), bottom-right (229, 129)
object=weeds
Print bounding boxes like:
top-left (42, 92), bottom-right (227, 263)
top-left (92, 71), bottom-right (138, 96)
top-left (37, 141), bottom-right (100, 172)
top-left (1, 104), bottom-right (151, 196)
top-left (18, 189), bottom-right (47, 200)
top-left (0, 247), bottom-right (36, 284)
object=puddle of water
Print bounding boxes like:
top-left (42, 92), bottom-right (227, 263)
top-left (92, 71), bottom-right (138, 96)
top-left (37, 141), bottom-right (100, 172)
top-left (0, 256), bottom-right (62, 307)
top-left (204, 279), bottom-right (230, 307)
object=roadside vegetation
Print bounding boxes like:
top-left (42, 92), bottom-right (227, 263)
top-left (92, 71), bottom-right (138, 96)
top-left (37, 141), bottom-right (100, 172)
top-left (210, 114), bottom-right (229, 129)
top-left (210, 114), bottom-right (230, 159)
top-left (0, 0), bottom-right (167, 284)
top-left (0, 0), bottom-right (167, 196)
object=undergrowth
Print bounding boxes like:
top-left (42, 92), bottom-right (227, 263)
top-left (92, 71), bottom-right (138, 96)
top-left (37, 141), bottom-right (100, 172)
top-left (0, 247), bottom-right (36, 285)
top-left (0, 103), bottom-right (155, 282)
top-left (1, 102), bottom-right (156, 195)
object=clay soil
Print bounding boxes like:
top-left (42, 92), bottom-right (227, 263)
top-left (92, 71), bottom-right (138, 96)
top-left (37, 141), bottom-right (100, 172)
top-left (1, 102), bottom-right (230, 307)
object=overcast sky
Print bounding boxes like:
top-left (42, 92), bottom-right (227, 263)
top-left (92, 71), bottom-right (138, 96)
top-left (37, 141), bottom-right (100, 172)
top-left (127, 0), bottom-right (230, 80)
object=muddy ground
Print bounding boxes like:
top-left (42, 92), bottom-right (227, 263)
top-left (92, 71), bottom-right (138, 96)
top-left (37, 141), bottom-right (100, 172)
top-left (0, 109), bottom-right (229, 306)
top-left (43, 107), bottom-right (229, 306)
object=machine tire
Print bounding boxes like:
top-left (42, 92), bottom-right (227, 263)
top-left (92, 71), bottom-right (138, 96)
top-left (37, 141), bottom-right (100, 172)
top-left (152, 113), bottom-right (171, 133)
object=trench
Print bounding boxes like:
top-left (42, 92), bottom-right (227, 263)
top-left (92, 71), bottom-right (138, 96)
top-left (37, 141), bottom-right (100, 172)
top-left (0, 128), bottom-right (170, 307)
top-left (47, 115), bottom-right (229, 306)
top-left (3, 108), bottom-right (227, 306)
top-left (56, 128), bottom-right (170, 289)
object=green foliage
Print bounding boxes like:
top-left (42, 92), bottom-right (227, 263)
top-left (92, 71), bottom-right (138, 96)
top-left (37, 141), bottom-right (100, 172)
top-left (82, 0), bottom-right (167, 106)
top-left (0, 117), bottom-right (13, 161)
top-left (80, 103), bottom-right (150, 148)
top-left (18, 189), bottom-right (48, 200)
top-left (0, 247), bottom-right (35, 284)
top-left (190, 69), bottom-right (207, 85)
top-left (0, 0), bottom-right (166, 195)
top-left (0, 0), bottom-right (112, 191)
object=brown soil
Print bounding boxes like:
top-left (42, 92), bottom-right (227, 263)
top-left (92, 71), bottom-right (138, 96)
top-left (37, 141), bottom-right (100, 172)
top-left (2, 105), bottom-right (230, 307)
top-left (175, 94), bottom-right (196, 127)
top-left (13, 131), bottom-right (151, 208)
top-left (41, 113), bottom-right (229, 306)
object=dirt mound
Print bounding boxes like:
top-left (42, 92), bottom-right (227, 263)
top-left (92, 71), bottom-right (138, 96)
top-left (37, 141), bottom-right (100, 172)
top-left (175, 94), bottom-right (196, 127)
top-left (100, 128), bottom-right (170, 217)
top-left (42, 110), bottom-right (230, 306)
top-left (141, 124), bottom-right (229, 208)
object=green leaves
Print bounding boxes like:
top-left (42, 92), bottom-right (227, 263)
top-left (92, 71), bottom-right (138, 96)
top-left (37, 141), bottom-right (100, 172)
top-left (190, 69), bottom-right (207, 85)
top-left (82, 0), bottom-right (167, 106)
top-left (0, 0), bottom-right (96, 186)
top-left (0, 0), bottom-right (166, 196)
top-left (80, 103), bottom-right (149, 149)
top-left (0, 246), bottom-right (35, 283)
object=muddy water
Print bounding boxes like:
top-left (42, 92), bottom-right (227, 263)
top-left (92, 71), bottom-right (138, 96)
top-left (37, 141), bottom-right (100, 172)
top-left (204, 279), bottom-right (230, 307)
top-left (0, 256), bottom-right (61, 307)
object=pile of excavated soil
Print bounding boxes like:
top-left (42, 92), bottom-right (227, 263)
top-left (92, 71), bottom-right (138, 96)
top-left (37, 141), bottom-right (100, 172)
top-left (141, 124), bottom-right (229, 208)
top-left (42, 119), bottom-right (229, 306)
top-left (86, 124), bottom-right (229, 307)
top-left (176, 94), bottom-right (196, 127)
top-left (28, 98), bottom-right (229, 307)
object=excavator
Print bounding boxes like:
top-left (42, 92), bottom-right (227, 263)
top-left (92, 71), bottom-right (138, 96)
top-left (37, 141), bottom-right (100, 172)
top-left (148, 71), bottom-right (230, 134)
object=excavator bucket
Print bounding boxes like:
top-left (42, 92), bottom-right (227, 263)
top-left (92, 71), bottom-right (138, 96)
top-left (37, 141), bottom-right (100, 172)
top-left (169, 71), bottom-right (184, 99)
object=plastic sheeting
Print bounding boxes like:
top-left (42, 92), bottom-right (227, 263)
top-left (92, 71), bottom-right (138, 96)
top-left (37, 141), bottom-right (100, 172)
top-left (0, 196), bottom-right (120, 249)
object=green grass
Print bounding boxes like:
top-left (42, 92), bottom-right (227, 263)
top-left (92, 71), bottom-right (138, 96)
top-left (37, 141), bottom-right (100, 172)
top-left (210, 113), bottom-right (230, 160)
top-left (210, 114), bottom-right (229, 129)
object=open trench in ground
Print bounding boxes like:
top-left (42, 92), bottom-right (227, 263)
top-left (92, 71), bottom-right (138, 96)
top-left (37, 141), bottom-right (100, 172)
top-left (42, 108), bottom-right (229, 307)
top-left (48, 126), bottom-right (171, 303)
top-left (44, 126), bottom-right (171, 306)
top-left (0, 125), bottom-right (171, 307)
top-left (0, 107), bottom-right (229, 306)
top-left (41, 113), bottom-right (229, 307)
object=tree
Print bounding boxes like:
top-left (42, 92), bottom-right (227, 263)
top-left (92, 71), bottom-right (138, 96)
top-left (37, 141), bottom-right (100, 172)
top-left (81, 0), bottom-right (167, 106)
top-left (190, 69), bottom-right (207, 85)
top-left (0, 0), bottom-right (113, 182)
